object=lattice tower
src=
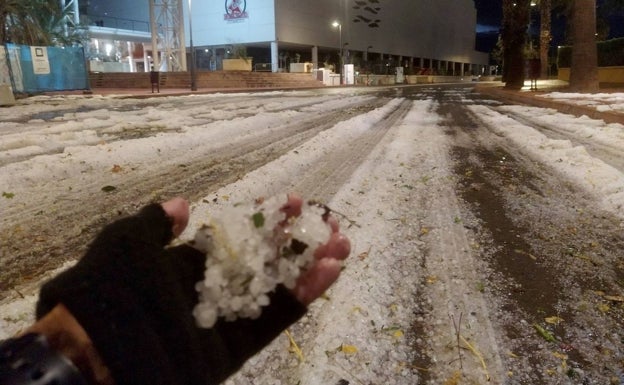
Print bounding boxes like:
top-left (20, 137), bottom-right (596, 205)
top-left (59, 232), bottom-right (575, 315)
top-left (149, 0), bottom-right (187, 71)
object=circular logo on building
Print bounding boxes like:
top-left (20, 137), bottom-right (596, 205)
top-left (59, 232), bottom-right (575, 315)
top-left (225, 0), bottom-right (248, 20)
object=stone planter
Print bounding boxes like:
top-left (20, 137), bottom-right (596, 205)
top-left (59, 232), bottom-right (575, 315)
top-left (558, 66), bottom-right (624, 84)
top-left (223, 58), bottom-right (252, 71)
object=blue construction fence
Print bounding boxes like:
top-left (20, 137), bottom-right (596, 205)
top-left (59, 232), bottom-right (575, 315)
top-left (0, 43), bottom-right (89, 93)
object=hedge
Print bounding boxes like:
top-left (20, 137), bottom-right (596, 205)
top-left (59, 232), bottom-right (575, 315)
top-left (557, 37), bottom-right (624, 68)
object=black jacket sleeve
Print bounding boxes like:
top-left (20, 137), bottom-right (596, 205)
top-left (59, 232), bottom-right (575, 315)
top-left (36, 204), bottom-right (306, 385)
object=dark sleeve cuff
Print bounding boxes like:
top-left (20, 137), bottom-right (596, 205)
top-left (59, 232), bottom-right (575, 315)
top-left (36, 204), bottom-right (181, 385)
top-left (36, 210), bottom-right (308, 385)
top-left (200, 285), bottom-right (307, 384)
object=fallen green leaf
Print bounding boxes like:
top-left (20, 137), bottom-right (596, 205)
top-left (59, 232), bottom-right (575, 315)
top-left (101, 185), bottom-right (117, 192)
top-left (252, 212), bottom-right (265, 228)
top-left (533, 323), bottom-right (556, 342)
top-left (2, 192), bottom-right (15, 199)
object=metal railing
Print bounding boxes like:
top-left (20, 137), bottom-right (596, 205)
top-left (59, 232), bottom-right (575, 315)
top-left (87, 15), bottom-right (150, 33)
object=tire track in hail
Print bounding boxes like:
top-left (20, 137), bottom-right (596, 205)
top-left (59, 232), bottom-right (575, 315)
top-left (493, 106), bottom-right (624, 172)
top-left (292, 99), bottom-right (414, 202)
top-left (0, 96), bottom-right (388, 300)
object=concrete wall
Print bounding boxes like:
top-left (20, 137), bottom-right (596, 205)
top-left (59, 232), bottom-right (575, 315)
top-left (273, 0), bottom-right (487, 64)
top-left (185, 0), bottom-right (277, 46)
top-left (82, 0), bottom-right (488, 66)
top-left (558, 67), bottom-right (624, 84)
top-left (190, 0), bottom-right (487, 65)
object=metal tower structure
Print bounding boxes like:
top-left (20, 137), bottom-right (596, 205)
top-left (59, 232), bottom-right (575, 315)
top-left (149, 0), bottom-right (187, 72)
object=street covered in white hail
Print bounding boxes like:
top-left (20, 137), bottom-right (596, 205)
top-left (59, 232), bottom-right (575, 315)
top-left (1, 85), bottom-right (623, 384)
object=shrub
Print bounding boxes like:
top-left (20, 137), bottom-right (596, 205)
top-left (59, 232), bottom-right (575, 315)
top-left (557, 37), bottom-right (624, 68)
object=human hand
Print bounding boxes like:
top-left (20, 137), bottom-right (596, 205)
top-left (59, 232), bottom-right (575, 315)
top-left (30, 194), bottom-right (350, 385)
top-left (278, 194), bottom-right (351, 305)
top-left (161, 196), bottom-right (189, 238)
top-left (161, 194), bottom-right (351, 306)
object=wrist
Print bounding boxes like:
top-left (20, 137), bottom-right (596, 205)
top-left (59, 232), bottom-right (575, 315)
top-left (25, 304), bottom-right (115, 385)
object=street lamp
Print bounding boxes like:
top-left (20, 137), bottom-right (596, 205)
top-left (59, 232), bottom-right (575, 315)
top-left (332, 20), bottom-right (342, 85)
top-left (188, 0), bottom-right (197, 91)
top-left (365, 45), bottom-right (372, 72)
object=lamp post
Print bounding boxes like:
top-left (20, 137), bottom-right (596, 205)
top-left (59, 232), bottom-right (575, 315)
top-left (332, 20), bottom-right (342, 85)
top-left (188, 0), bottom-right (197, 91)
top-left (365, 45), bottom-right (372, 72)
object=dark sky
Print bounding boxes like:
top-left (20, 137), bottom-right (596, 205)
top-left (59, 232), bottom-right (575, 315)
top-left (474, 0), bottom-right (503, 29)
top-left (473, 0), bottom-right (623, 37)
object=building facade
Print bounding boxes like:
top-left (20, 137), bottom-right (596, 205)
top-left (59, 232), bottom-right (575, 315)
top-left (79, 0), bottom-right (488, 75)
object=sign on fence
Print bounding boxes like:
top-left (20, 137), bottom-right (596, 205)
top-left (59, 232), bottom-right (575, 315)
top-left (31, 47), bottom-right (51, 75)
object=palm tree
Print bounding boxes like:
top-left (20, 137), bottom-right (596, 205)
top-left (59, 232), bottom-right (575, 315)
top-left (1, 0), bottom-right (83, 46)
top-left (569, 0), bottom-right (599, 92)
top-left (502, 0), bottom-right (531, 89)
top-left (538, 0), bottom-right (552, 78)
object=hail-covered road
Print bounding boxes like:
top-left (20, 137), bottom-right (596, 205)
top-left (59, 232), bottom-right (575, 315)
top-left (1, 85), bottom-right (622, 384)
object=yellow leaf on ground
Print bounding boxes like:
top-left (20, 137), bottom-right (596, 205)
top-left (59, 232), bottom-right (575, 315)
top-left (552, 351), bottom-right (568, 360)
top-left (443, 371), bottom-right (461, 385)
top-left (426, 276), bottom-right (438, 284)
top-left (604, 295), bottom-right (624, 302)
top-left (340, 344), bottom-right (358, 354)
top-left (284, 330), bottom-right (304, 362)
top-left (545, 316), bottom-right (564, 325)
top-left (597, 303), bottom-right (610, 313)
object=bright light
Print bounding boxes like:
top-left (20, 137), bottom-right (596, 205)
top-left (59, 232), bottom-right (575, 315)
top-left (105, 43), bottom-right (113, 56)
top-left (332, 21), bottom-right (340, 28)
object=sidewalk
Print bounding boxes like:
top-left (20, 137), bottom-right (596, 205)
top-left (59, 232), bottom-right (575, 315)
top-left (43, 85), bottom-right (323, 99)
top-left (45, 80), bottom-right (624, 126)
top-left (476, 79), bottom-right (624, 126)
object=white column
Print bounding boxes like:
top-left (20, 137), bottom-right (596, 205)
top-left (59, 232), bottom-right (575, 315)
top-left (127, 42), bottom-right (134, 72)
top-left (73, 0), bottom-right (80, 25)
top-left (271, 41), bottom-right (279, 72)
top-left (148, 0), bottom-right (160, 71)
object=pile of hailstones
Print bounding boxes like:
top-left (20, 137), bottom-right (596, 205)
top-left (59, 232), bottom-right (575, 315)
top-left (191, 195), bottom-right (332, 328)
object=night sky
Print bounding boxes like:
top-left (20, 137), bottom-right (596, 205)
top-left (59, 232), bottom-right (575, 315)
top-left (473, 0), bottom-right (624, 53)
top-left (474, 0), bottom-right (503, 29)
top-left (474, 0), bottom-right (623, 36)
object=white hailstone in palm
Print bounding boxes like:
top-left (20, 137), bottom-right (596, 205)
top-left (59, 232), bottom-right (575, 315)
top-left (191, 194), bottom-right (332, 328)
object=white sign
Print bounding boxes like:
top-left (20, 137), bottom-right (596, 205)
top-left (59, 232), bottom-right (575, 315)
top-left (31, 47), bottom-right (50, 75)
top-left (344, 64), bottom-right (355, 85)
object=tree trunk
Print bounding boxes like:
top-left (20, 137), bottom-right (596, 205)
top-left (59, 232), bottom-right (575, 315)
top-left (539, 0), bottom-right (552, 78)
top-left (569, 0), bottom-right (599, 92)
top-left (502, 0), bottom-right (530, 90)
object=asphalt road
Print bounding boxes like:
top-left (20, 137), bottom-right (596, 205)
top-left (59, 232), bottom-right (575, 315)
top-left (1, 85), bottom-right (622, 384)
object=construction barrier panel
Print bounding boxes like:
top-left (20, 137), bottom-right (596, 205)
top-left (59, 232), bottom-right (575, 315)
top-left (2, 44), bottom-right (89, 93)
